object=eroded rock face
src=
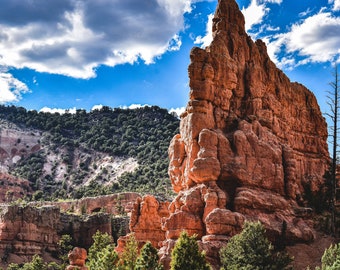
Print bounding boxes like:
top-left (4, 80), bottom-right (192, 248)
top-left (116, 195), bottom-right (170, 252)
top-left (0, 198), bottom-right (131, 265)
top-left (163, 0), bottom-right (329, 268)
top-left (0, 173), bottom-right (32, 202)
top-left (66, 247), bottom-right (88, 270)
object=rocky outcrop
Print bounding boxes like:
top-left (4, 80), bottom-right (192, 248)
top-left (0, 173), bottom-right (32, 202)
top-left (0, 123), bottom-right (41, 169)
top-left (0, 193), bottom-right (134, 265)
top-left (66, 247), bottom-right (88, 270)
top-left (116, 195), bottom-right (170, 252)
top-left (46, 192), bottom-right (141, 216)
top-left (133, 0), bottom-right (330, 268)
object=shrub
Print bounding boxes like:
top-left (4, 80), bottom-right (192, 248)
top-left (135, 242), bottom-right (163, 270)
top-left (316, 243), bottom-right (340, 269)
top-left (87, 231), bottom-right (115, 269)
top-left (219, 221), bottom-right (292, 270)
top-left (170, 231), bottom-right (211, 270)
top-left (118, 233), bottom-right (139, 269)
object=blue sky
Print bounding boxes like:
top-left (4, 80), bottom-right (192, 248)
top-left (0, 0), bottom-right (339, 117)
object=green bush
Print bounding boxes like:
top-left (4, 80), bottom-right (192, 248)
top-left (219, 221), bottom-right (292, 270)
top-left (316, 243), bottom-right (340, 269)
top-left (170, 231), bottom-right (211, 270)
top-left (135, 242), bottom-right (163, 270)
top-left (118, 233), bottom-right (139, 270)
top-left (88, 230), bottom-right (115, 269)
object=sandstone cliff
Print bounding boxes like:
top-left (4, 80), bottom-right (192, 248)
top-left (0, 193), bottom-right (137, 267)
top-left (126, 0), bottom-right (330, 268)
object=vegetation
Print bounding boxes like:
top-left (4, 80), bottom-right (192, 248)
top-left (57, 234), bottom-right (74, 269)
top-left (170, 231), bottom-right (211, 270)
top-left (315, 243), bottom-right (340, 270)
top-left (0, 105), bottom-right (179, 200)
top-left (87, 231), bottom-right (116, 269)
top-left (219, 221), bottom-right (292, 270)
top-left (135, 242), bottom-right (163, 270)
top-left (118, 233), bottom-right (139, 269)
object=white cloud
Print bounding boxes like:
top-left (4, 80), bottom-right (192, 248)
top-left (0, 71), bottom-right (29, 104)
top-left (169, 107), bottom-right (186, 117)
top-left (262, 0), bottom-right (282, 3)
top-left (0, 0), bottom-right (200, 79)
top-left (329, 0), bottom-right (340, 10)
top-left (39, 107), bottom-right (77, 114)
top-left (120, 104), bottom-right (151, 110)
top-left (241, 0), bottom-right (268, 31)
top-left (266, 10), bottom-right (340, 69)
top-left (194, 13), bottom-right (214, 48)
top-left (91, 104), bottom-right (103, 111)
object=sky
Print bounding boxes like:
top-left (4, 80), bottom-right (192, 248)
top-left (0, 0), bottom-right (339, 117)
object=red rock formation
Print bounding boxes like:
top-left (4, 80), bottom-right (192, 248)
top-left (66, 247), bottom-right (88, 270)
top-left (50, 192), bottom-right (141, 216)
top-left (116, 195), bottom-right (170, 252)
top-left (0, 202), bottom-right (123, 265)
top-left (163, 0), bottom-right (330, 268)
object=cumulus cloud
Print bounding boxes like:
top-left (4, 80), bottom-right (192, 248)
top-left (194, 13), bottom-right (214, 48)
top-left (266, 9), bottom-right (340, 69)
top-left (241, 0), bottom-right (269, 31)
top-left (0, 70), bottom-right (29, 104)
top-left (120, 104), bottom-right (151, 110)
top-left (39, 107), bottom-right (78, 114)
top-left (0, 0), bottom-right (202, 79)
top-left (169, 107), bottom-right (186, 117)
top-left (329, 0), bottom-right (340, 11)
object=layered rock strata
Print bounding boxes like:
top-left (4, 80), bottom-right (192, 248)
top-left (131, 0), bottom-right (329, 268)
top-left (162, 0), bottom-right (329, 267)
top-left (116, 195), bottom-right (170, 252)
top-left (0, 197), bottom-right (131, 265)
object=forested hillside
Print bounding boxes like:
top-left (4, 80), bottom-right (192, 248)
top-left (0, 105), bottom-right (179, 200)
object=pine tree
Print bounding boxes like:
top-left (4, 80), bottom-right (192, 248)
top-left (135, 242), bottom-right (163, 270)
top-left (170, 231), bottom-right (211, 270)
top-left (57, 234), bottom-right (73, 269)
top-left (22, 255), bottom-right (47, 270)
top-left (91, 244), bottom-right (118, 270)
top-left (319, 243), bottom-right (340, 269)
top-left (219, 221), bottom-right (292, 270)
top-left (87, 230), bottom-right (115, 269)
top-left (118, 233), bottom-right (139, 270)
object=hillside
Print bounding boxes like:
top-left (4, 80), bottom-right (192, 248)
top-left (0, 105), bottom-right (179, 201)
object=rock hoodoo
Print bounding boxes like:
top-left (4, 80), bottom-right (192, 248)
top-left (130, 0), bottom-right (329, 268)
top-left (66, 247), bottom-right (88, 270)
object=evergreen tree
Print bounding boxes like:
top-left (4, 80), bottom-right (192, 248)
top-left (22, 255), bottom-right (47, 270)
top-left (118, 233), bottom-right (139, 270)
top-left (317, 243), bottom-right (340, 269)
top-left (87, 230), bottom-right (114, 269)
top-left (57, 234), bottom-right (73, 269)
top-left (135, 242), bottom-right (163, 270)
top-left (170, 231), bottom-right (211, 270)
top-left (219, 221), bottom-right (292, 270)
top-left (91, 244), bottom-right (118, 270)
top-left (7, 264), bottom-right (20, 270)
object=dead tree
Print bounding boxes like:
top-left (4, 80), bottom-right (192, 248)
top-left (325, 65), bottom-right (339, 236)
